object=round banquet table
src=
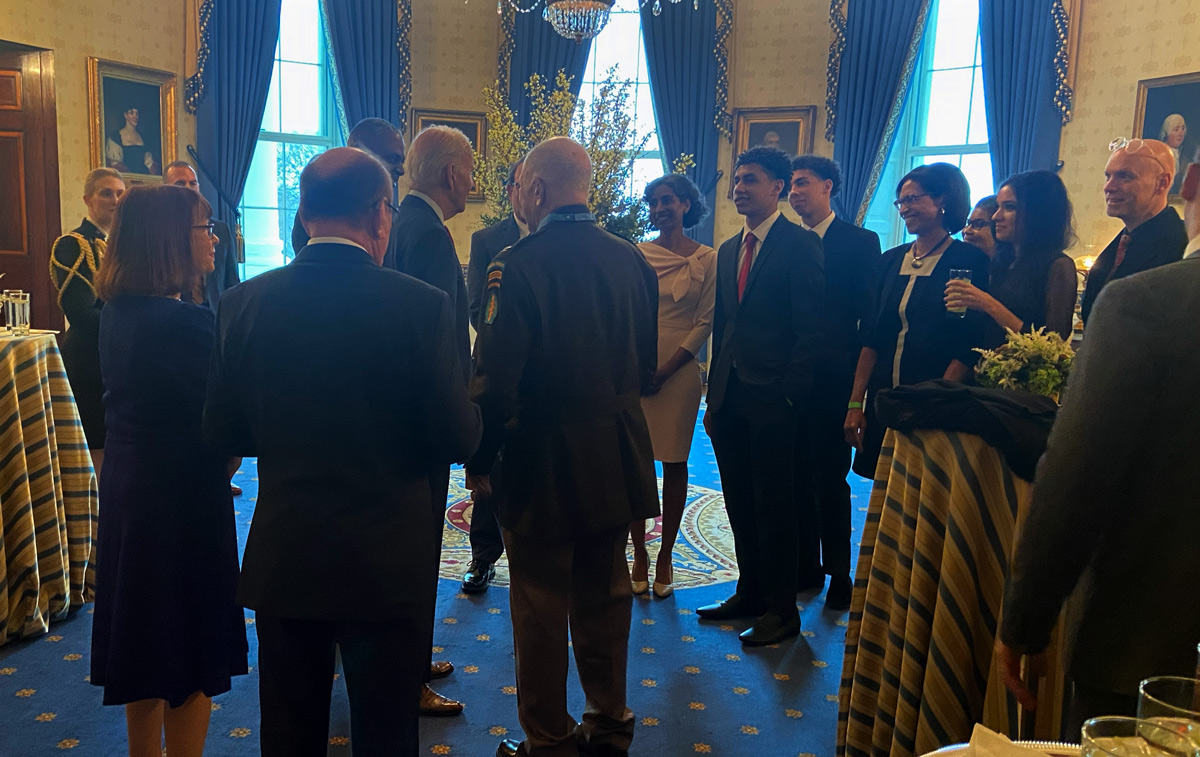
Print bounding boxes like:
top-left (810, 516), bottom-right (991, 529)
top-left (837, 427), bottom-right (1068, 757)
top-left (0, 333), bottom-right (98, 645)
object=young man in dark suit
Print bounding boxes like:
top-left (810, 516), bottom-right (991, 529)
top-left (787, 155), bottom-right (881, 611)
top-left (697, 146), bottom-right (825, 645)
top-left (465, 137), bottom-right (660, 757)
top-left (203, 147), bottom-right (481, 756)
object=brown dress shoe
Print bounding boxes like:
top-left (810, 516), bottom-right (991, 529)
top-left (430, 660), bottom-right (454, 679)
top-left (230, 483), bottom-right (243, 496)
top-left (419, 684), bottom-right (463, 716)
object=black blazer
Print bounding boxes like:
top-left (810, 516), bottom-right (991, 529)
top-left (291, 208), bottom-right (404, 270)
top-left (707, 214), bottom-right (825, 415)
top-left (199, 219), bottom-right (241, 310)
top-left (466, 210), bottom-right (660, 538)
top-left (467, 215), bottom-right (520, 330)
top-left (387, 194), bottom-right (471, 382)
top-left (818, 217), bottom-right (882, 391)
top-left (202, 242), bottom-right (481, 620)
top-left (1080, 206), bottom-right (1187, 323)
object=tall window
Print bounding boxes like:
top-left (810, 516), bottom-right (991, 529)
top-left (862, 0), bottom-right (993, 248)
top-left (576, 0), bottom-right (663, 205)
top-left (238, 0), bottom-right (340, 280)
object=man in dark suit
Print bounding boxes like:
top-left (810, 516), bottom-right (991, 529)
top-left (1080, 137), bottom-right (1187, 323)
top-left (465, 137), bottom-right (660, 757)
top-left (697, 146), bottom-right (825, 646)
top-left (461, 159), bottom-right (527, 594)
top-left (164, 161), bottom-right (240, 310)
top-left (997, 151), bottom-right (1200, 739)
top-left (202, 147), bottom-right (481, 757)
top-left (787, 155), bottom-right (881, 611)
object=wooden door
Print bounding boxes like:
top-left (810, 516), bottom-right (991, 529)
top-left (0, 42), bottom-right (62, 330)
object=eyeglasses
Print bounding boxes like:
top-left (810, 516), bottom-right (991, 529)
top-left (192, 223), bottom-right (216, 236)
top-left (1108, 137), bottom-right (1175, 175)
top-left (893, 193), bottom-right (931, 209)
top-left (384, 199), bottom-right (402, 215)
top-left (964, 219), bottom-right (991, 230)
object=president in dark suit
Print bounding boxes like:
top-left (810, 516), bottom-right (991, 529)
top-left (787, 155), bottom-right (881, 611)
top-left (462, 159), bottom-right (527, 594)
top-left (697, 146), bottom-right (825, 646)
top-left (164, 161), bottom-right (240, 309)
top-left (202, 148), bottom-right (481, 757)
top-left (465, 137), bottom-right (660, 757)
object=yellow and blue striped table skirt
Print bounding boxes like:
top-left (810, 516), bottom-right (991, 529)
top-left (0, 334), bottom-right (98, 645)
top-left (837, 428), bottom-right (1066, 756)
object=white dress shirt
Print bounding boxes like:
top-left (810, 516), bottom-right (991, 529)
top-left (800, 210), bottom-right (836, 239)
top-left (306, 236), bottom-right (371, 255)
top-left (737, 209), bottom-right (782, 273)
top-left (1185, 235), bottom-right (1200, 260)
top-left (407, 190), bottom-right (445, 223)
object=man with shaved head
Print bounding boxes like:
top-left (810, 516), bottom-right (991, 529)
top-left (204, 147), bottom-right (481, 756)
top-left (465, 137), bottom-right (659, 757)
top-left (1080, 137), bottom-right (1188, 323)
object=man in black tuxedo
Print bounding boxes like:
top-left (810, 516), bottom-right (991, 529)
top-left (164, 161), bottom-right (240, 310)
top-left (787, 155), bottom-right (881, 611)
top-left (203, 147), bottom-right (481, 757)
top-left (697, 146), bottom-right (825, 646)
top-left (461, 159), bottom-right (527, 594)
top-left (465, 137), bottom-right (660, 757)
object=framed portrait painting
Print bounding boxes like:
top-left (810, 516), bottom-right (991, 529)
top-left (411, 108), bottom-right (487, 201)
top-left (730, 106), bottom-right (817, 197)
top-left (1134, 71), bottom-right (1200, 197)
top-left (87, 58), bottom-right (176, 183)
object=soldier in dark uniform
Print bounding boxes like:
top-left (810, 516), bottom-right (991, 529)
top-left (49, 167), bottom-right (126, 478)
top-left (466, 137), bottom-right (660, 757)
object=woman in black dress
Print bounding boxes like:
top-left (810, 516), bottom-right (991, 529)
top-left (843, 163), bottom-right (991, 478)
top-left (49, 168), bottom-right (126, 478)
top-left (90, 185), bottom-right (247, 757)
top-left (945, 170), bottom-right (1078, 346)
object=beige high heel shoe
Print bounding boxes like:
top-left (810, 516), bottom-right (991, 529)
top-left (652, 563), bottom-right (674, 598)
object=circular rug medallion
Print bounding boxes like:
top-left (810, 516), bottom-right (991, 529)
top-left (441, 470), bottom-right (737, 589)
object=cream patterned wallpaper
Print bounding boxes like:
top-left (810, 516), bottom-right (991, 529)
top-left (1058, 0), bottom-right (1200, 255)
top-left (0, 0), bottom-right (193, 235)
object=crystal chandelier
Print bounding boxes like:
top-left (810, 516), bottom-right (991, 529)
top-left (543, 0), bottom-right (615, 43)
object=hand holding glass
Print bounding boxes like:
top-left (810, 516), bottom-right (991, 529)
top-left (946, 270), bottom-right (971, 318)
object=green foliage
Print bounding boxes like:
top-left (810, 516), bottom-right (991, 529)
top-left (974, 327), bottom-right (1075, 401)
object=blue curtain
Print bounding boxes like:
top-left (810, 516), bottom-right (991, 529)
top-left (640, 0), bottom-right (720, 246)
top-left (980, 0), bottom-right (1062, 187)
top-left (323, 0), bottom-right (400, 131)
top-left (508, 11), bottom-right (592, 127)
top-left (832, 0), bottom-right (929, 221)
top-left (195, 0), bottom-right (282, 223)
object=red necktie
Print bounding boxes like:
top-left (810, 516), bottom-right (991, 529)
top-left (1106, 233), bottom-right (1131, 284)
top-left (737, 232), bottom-right (757, 301)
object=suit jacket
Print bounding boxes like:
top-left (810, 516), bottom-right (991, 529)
top-left (467, 215), bottom-right (520, 330)
top-left (1080, 206), bottom-right (1187, 323)
top-left (387, 194), bottom-right (471, 382)
top-left (707, 214), bottom-right (825, 415)
top-left (1000, 255), bottom-right (1200, 694)
top-left (465, 208), bottom-right (660, 538)
top-left (202, 242), bottom-right (482, 619)
top-left (291, 208), bottom-right (403, 271)
top-left (818, 217), bottom-right (882, 394)
top-left (198, 219), bottom-right (240, 310)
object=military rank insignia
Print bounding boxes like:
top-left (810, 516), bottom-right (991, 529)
top-left (483, 258), bottom-right (506, 325)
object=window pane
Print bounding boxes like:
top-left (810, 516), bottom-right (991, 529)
top-left (242, 141), bottom-right (282, 208)
top-left (591, 14), bottom-right (639, 80)
top-left (241, 206), bottom-right (286, 279)
top-left (930, 0), bottom-right (979, 70)
top-left (279, 0), bottom-right (320, 64)
top-left (959, 152), bottom-right (995, 204)
top-left (966, 67), bottom-right (988, 145)
top-left (279, 62), bottom-right (322, 135)
top-left (635, 85), bottom-right (659, 152)
top-left (921, 68), bottom-right (973, 146)
top-left (261, 61), bottom-right (281, 132)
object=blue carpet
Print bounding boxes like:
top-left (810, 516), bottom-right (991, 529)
top-left (0, 411), bottom-right (872, 756)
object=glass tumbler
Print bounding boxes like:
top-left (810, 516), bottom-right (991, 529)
top-left (1082, 716), bottom-right (1200, 757)
top-left (947, 269), bottom-right (971, 318)
top-left (1140, 677), bottom-right (1200, 749)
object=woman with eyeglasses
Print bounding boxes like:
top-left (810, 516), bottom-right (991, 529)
top-left (90, 185), bottom-right (247, 757)
top-left (962, 195), bottom-right (1000, 258)
top-left (843, 163), bottom-right (990, 478)
top-left (945, 171), bottom-right (1078, 347)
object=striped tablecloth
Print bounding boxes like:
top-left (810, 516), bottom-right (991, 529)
top-left (837, 428), bottom-right (1066, 757)
top-left (0, 334), bottom-right (98, 645)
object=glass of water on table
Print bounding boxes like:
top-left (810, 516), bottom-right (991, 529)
top-left (1082, 716), bottom-right (1200, 757)
top-left (946, 269), bottom-right (972, 318)
top-left (1138, 677), bottom-right (1200, 749)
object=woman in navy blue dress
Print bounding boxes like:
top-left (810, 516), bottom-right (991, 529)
top-left (91, 185), bottom-right (247, 757)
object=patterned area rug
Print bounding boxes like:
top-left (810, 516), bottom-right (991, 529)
top-left (0, 412), bottom-right (872, 756)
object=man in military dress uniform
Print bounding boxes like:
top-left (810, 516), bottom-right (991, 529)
top-left (465, 137), bottom-right (660, 757)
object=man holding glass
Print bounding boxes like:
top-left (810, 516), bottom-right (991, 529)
top-left (996, 147), bottom-right (1200, 738)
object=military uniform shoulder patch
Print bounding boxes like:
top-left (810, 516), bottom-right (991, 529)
top-left (483, 256), bottom-right (507, 325)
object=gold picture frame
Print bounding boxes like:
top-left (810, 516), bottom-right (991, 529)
top-left (87, 57), bottom-right (176, 184)
top-left (411, 108), bottom-right (487, 201)
top-left (1133, 70), bottom-right (1200, 198)
top-left (729, 106), bottom-right (817, 197)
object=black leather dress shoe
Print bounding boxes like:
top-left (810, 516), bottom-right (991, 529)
top-left (430, 660), bottom-right (453, 679)
top-left (739, 612), bottom-right (802, 646)
top-left (496, 738), bottom-right (523, 756)
top-left (696, 595), bottom-right (765, 620)
top-left (462, 560), bottom-right (496, 594)
top-left (825, 574), bottom-right (853, 611)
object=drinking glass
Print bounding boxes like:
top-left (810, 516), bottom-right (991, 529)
top-left (1140, 677), bottom-right (1200, 747)
top-left (1082, 716), bottom-right (1200, 757)
top-left (947, 269), bottom-right (971, 318)
top-left (6, 291), bottom-right (29, 336)
top-left (1, 289), bottom-right (14, 334)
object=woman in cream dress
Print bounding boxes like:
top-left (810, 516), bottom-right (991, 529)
top-left (630, 174), bottom-right (716, 598)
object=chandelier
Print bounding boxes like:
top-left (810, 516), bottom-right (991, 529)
top-left (498, 0), bottom-right (696, 43)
